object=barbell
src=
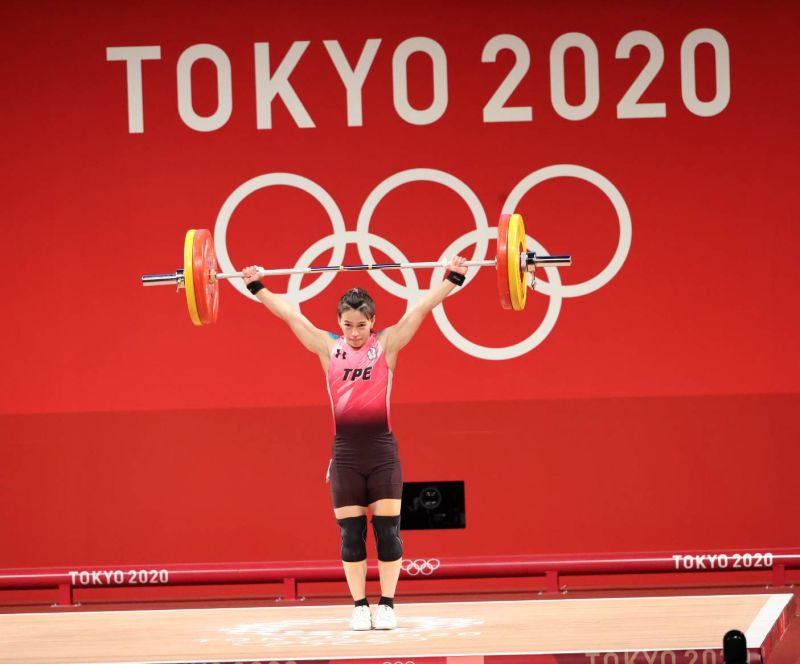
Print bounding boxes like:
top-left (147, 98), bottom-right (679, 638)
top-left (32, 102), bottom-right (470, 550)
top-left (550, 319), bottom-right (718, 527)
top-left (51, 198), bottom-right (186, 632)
top-left (141, 213), bottom-right (572, 326)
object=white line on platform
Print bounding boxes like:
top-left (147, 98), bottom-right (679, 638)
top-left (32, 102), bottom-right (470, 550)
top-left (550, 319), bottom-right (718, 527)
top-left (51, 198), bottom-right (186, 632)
top-left (745, 593), bottom-right (793, 646)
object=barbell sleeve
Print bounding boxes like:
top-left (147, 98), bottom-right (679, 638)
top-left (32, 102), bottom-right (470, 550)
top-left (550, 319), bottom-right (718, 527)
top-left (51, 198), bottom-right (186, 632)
top-left (141, 271), bottom-right (184, 287)
top-left (525, 254), bottom-right (572, 268)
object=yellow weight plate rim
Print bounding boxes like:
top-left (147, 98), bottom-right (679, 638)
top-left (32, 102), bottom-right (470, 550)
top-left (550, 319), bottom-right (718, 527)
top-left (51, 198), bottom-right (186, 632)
top-left (507, 214), bottom-right (527, 311)
top-left (183, 229), bottom-right (202, 326)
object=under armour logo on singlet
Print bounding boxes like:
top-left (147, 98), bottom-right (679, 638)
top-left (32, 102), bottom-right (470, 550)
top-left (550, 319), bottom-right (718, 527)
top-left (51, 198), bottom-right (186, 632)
top-left (335, 349), bottom-right (347, 359)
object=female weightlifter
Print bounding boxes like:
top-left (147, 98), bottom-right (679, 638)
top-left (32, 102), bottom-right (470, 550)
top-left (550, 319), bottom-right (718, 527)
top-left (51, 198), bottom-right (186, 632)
top-left (241, 257), bottom-right (468, 631)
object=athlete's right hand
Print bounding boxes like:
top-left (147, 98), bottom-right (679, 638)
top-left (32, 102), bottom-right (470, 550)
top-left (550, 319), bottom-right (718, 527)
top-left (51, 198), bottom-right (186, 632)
top-left (241, 265), bottom-right (263, 285)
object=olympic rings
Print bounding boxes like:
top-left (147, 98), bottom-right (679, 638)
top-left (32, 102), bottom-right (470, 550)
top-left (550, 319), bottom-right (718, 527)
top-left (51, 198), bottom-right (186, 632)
top-left (401, 558), bottom-right (441, 576)
top-left (212, 165), bottom-right (631, 360)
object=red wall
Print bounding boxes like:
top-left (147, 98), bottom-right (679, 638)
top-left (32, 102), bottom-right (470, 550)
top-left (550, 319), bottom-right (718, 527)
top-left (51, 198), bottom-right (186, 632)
top-left (0, 0), bottom-right (798, 567)
top-left (2, 395), bottom-right (798, 567)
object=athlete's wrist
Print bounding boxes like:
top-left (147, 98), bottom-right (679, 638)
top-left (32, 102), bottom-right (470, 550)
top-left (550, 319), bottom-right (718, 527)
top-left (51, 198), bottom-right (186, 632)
top-left (246, 281), bottom-right (266, 295)
top-left (446, 271), bottom-right (465, 286)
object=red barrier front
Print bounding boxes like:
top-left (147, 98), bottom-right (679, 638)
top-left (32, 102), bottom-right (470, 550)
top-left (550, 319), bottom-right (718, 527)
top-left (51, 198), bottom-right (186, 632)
top-left (3, 547), bottom-right (797, 606)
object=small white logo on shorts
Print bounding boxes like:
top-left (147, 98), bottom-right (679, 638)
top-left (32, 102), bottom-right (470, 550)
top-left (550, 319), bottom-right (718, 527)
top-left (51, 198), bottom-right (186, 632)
top-left (368, 347), bottom-right (377, 360)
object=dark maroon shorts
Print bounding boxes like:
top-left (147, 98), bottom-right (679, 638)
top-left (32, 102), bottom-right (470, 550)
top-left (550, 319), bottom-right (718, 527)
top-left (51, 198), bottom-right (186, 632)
top-left (328, 430), bottom-right (403, 508)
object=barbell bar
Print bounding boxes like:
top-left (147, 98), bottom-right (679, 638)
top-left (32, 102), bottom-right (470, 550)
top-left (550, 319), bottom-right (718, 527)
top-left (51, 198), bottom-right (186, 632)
top-left (142, 256), bottom-right (572, 285)
top-left (141, 213), bottom-right (572, 325)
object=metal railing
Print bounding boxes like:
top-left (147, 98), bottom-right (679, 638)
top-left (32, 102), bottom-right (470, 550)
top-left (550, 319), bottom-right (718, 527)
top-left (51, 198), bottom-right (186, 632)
top-left (1, 547), bottom-right (797, 606)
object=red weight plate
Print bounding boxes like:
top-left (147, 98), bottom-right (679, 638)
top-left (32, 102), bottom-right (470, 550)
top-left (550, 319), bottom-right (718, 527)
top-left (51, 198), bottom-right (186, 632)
top-left (496, 214), bottom-right (513, 310)
top-left (192, 228), bottom-right (220, 325)
top-left (205, 232), bottom-right (219, 324)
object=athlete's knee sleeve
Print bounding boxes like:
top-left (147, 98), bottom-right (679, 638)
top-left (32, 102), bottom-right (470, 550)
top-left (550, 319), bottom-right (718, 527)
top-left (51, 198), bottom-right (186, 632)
top-left (372, 515), bottom-right (403, 561)
top-left (337, 515), bottom-right (367, 562)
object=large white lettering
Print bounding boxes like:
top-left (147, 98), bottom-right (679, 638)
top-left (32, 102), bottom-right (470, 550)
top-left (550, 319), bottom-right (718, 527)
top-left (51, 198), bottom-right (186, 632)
top-left (107, 30), bottom-right (730, 133)
top-left (177, 44), bottom-right (232, 132)
top-left (323, 39), bottom-right (381, 127)
top-left (255, 41), bottom-right (315, 129)
top-left (392, 37), bottom-right (448, 125)
top-left (106, 46), bottom-right (162, 133)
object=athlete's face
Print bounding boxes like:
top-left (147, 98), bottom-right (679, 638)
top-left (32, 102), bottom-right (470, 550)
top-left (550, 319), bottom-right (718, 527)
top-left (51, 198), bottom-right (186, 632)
top-left (338, 309), bottom-right (374, 348)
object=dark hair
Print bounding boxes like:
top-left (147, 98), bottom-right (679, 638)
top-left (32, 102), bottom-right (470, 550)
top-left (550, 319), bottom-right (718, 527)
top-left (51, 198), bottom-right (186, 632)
top-left (337, 288), bottom-right (375, 318)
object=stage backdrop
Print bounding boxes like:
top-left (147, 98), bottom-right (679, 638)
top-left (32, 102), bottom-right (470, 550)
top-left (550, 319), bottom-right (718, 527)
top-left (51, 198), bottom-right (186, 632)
top-left (1, 0), bottom-right (798, 569)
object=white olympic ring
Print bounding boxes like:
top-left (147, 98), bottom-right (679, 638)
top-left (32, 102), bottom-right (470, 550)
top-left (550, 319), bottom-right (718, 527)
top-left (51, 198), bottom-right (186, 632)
top-left (213, 166), bottom-right (631, 359)
top-left (502, 164), bottom-right (632, 298)
top-left (356, 168), bottom-right (489, 299)
top-left (214, 172), bottom-right (347, 305)
top-left (401, 558), bottom-right (441, 576)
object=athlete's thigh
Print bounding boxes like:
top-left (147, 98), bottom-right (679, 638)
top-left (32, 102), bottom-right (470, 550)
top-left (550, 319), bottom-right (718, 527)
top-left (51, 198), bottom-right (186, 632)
top-left (334, 504), bottom-right (369, 519)
top-left (366, 457), bottom-right (403, 508)
top-left (329, 458), bottom-right (369, 514)
top-left (370, 498), bottom-right (401, 516)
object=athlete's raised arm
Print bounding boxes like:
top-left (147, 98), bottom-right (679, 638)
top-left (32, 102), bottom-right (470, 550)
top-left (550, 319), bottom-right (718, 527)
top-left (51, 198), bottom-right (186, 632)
top-left (381, 256), bottom-right (468, 361)
top-left (242, 265), bottom-right (334, 363)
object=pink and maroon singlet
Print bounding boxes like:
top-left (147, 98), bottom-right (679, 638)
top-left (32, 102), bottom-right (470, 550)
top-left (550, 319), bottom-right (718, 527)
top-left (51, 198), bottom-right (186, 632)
top-left (326, 332), bottom-right (403, 508)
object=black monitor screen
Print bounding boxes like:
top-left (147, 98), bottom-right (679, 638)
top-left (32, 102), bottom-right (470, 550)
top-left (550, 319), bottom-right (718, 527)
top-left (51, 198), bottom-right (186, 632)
top-left (401, 481), bottom-right (465, 530)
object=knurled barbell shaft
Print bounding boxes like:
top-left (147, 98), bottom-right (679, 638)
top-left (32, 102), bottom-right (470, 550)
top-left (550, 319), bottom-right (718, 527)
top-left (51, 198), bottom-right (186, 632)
top-left (141, 254), bottom-right (572, 287)
top-left (217, 258), bottom-right (497, 280)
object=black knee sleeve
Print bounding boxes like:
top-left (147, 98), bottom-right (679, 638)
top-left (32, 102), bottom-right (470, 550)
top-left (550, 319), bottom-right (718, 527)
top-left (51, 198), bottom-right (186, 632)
top-left (372, 515), bottom-right (403, 561)
top-left (337, 515), bottom-right (367, 562)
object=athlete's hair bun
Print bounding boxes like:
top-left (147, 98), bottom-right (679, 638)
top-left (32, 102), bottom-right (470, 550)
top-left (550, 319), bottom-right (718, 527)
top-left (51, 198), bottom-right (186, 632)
top-left (337, 288), bottom-right (376, 318)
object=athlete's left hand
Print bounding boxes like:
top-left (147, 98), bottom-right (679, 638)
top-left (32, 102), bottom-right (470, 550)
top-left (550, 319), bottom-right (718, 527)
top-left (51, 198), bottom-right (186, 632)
top-left (447, 255), bottom-right (468, 275)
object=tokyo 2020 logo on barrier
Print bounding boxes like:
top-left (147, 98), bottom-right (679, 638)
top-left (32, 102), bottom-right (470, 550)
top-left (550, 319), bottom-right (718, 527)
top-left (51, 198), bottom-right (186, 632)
top-left (213, 166), bottom-right (632, 360)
